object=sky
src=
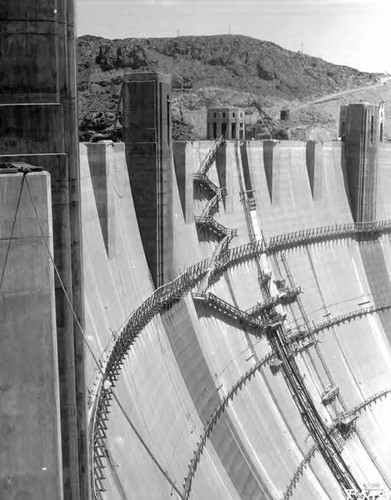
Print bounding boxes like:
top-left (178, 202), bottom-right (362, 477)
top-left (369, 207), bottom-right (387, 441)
top-left (76, 0), bottom-right (391, 73)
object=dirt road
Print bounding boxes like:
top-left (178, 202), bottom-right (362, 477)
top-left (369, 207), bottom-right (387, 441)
top-left (293, 76), bottom-right (391, 111)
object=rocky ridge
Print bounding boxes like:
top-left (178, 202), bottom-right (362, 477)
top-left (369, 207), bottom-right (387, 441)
top-left (77, 34), bottom-right (382, 140)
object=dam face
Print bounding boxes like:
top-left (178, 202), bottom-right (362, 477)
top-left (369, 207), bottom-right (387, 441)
top-left (83, 133), bottom-right (391, 499)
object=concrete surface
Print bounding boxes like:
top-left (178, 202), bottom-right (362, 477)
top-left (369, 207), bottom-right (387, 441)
top-left (0, 171), bottom-right (63, 500)
top-left (83, 139), bottom-right (391, 499)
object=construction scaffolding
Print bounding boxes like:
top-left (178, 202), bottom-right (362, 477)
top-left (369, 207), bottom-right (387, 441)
top-left (192, 292), bottom-right (265, 332)
top-left (266, 318), bottom-right (362, 496)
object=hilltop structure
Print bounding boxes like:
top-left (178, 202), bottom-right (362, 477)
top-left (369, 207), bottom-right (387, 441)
top-left (207, 107), bottom-right (245, 140)
top-left (1, 3), bottom-right (391, 500)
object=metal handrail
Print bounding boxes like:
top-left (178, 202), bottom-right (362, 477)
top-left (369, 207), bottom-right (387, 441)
top-left (193, 291), bottom-right (265, 331)
top-left (268, 220), bottom-right (391, 253)
top-left (197, 135), bottom-right (224, 176)
top-left (195, 215), bottom-right (237, 239)
top-left (193, 173), bottom-right (220, 194)
top-left (201, 188), bottom-right (226, 218)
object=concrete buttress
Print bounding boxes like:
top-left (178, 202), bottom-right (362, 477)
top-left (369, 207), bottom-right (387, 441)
top-left (0, 171), bottom-right (63, 499)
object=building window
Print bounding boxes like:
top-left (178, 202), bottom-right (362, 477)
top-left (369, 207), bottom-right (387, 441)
top-left (214, 113), bottom-right (216, 118)
top-left (223, 112), bottom-right (226, 118)
top-left (233, 112), bottom-right (235, 117)
top-left (380, 122), bottom-right (384, 142)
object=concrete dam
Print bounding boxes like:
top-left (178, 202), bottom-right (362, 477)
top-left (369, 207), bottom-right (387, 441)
top-left (1, 3), bottom-right (391, 500)
top-left (82, 129), bottom-right (391, 499)
top-left (83, 97), bottom-right (391, 499)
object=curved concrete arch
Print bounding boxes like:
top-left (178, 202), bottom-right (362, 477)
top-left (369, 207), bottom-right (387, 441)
top-left (309, 302), bottom-right (391, 339)
top-left (340, 388), bottom-right (391, 421)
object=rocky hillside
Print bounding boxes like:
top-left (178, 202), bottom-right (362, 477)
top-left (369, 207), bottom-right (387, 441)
top-left (77, 34), bottom-right (382, 140)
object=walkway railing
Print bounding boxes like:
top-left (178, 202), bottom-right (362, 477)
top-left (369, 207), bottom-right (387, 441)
top-left (288, 301), bottom-right (391, 344)
top-left (282, 445), bottom-right (317, 500)
top-left (195, 215), bottom-right (237, 239)
top-left (201, 188), bottom-right (226, 218)
top-left (337, 389), bottom-right (391, 422)
top-left (197, 135), bottom-right (224, 176)
top-left (193, 291), bottom-right (265, 331)
top-left (193, 173), bottom-right (220, 195)
top-left (218, 240), bottom-right (265, 269)
top-left (268, 220), bottom-right (391, 253)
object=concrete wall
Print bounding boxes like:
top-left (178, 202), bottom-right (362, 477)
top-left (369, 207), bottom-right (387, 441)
top-left (0, 171), bottom-right (63, 500)
top-left (83, 139), bottom-right (391, 499)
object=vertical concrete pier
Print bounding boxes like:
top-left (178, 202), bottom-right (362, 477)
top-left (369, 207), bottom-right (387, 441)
top-left (123, 72), bottom-right (174, 287)
top-left (340, 103), bottom-right (384, 222)
top-left (0, 2), bottom-right (87, 498)
top-left (0, 170), bottom-right (63, 499)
